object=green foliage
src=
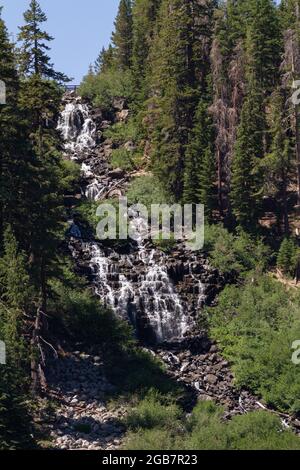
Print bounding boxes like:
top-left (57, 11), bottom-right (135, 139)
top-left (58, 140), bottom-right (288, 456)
top-left (204, 224), bottom-right (270, 276)
top-left (126, 389), bottom-right (182, 430)
top-left (18, 0), bottom-right (69, 81)
top-left (230, 80), bottom-right (265, 229)
top-left (76, 199), bottom-right (100, 233)
top-left (111, 0), bottom-right (133, 70)
top-left (50, 280), bottom-right (134, 351)
top-left (79, 68), bottom-right (134, 111)
top-left (277, 238), bottom-right (299, 277)
top-left (104, 119), bottom-right (142, 146)
top-left (0, 228), bottom-right (33, 449)
top-left (127, 175), bottom-right (173, 210)
top-left (110, 147), bottom-right (142, 171)
top-left (207, 275), bottom-right (300, 412)
top-left (146, 0), bottom-right (216, 199)
top-left (183, 99), bottom-right (216, 221)
top-left (124, 399), bottom-right (300, 450)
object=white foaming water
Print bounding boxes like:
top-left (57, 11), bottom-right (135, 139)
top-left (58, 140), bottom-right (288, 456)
top-left (57, 101), bottom-right (96, 153)
top-left (60, 98), bottom-right (192, 343)
top-left (85, 180), bottom-right (106, 201)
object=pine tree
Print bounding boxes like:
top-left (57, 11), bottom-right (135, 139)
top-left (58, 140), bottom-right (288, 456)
top-left (148, 0), bottom-right (216, 199)
top-left (94, 45), bottom-right (114, 74)
top-left (18, 0), bottom-right (69, 82)
top-left (261, 89), bottom-right (293, 234)
top-left (280, 0), bottom-right (300, 206)
top-left (131, 0), bottom-right (161, 102)
top-left (211, 0), bottom-right (281, 217)
top-left (0, 227), bottom-right (33, 448)
top-left (230, 77), bottom-right (265, 229)
top-left (111, 0), bottom-right (133, 69)
top-left (0, 10), bottom-right (19, 245)
top-left (246, 0), bottom-right (281, 92)
top-left (277, 237), bottom-right (298, 276)
top-left (17, 1), bottom-right (73, 391)
top-left (183, 99), bottom-right (216, 221)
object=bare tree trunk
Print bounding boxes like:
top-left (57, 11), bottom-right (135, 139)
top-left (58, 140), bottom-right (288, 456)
top-left (282, 171), bottom-right (289, 235)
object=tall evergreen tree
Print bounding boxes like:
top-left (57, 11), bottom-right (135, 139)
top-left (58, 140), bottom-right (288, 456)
top-left (0, 10), bottom-right (19, 245)
top-left (111, 0), bottom-right (133, 69)
top-left (94, 45), bottom-right (114, 74)
top-left (18, 0), bottom-right (69, 82)
top-left (131, 0), bottom-right (161, 103)
top-left (17, 1), bottom-right (73, 390)
top-left (261, 89), bottom-right (293, 234)
top-left (230, 77), bottom-right (265, 229)
top-left (148, 0), bottom-right (216, 199)
top-left (183, 99), bottom-right (216, 221)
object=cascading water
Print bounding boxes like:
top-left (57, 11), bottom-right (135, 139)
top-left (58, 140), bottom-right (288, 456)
top-left (58, 96), bottom-right (194, 343)
top-left (57, 100), bottom-right (96, 154)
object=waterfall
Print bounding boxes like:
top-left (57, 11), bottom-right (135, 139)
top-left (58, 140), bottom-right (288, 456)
top-left (59, 97), bottom-right (194, 343)
top-left (138, 255), bottom-right (188, 342)
top-left (57, 101), bottom-right (96, 154)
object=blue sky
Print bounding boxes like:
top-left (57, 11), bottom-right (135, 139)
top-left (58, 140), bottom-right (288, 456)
top-left (0, 0), bottom-right (120, 84)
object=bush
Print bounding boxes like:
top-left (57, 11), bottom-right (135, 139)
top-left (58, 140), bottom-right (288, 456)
top-left (124, 399), bottom-right (300, 450)
top-left (184, 405), bottom-right (300, 450)
top-left (79, 69), bottom-right (134, 111)
top-left (110, 147), bottom-right (142, 171)
top-left (127, 175), bottom-right (174, 210)
top-left (50, 281), bottom-right (134, 352)
top-left (126, 390), bottom-right (182, 430)
top-left (207, 275), bottom-right (300, 412)
top-left (204, 225), bottom-right (270, 276)
top-left (124, 428), bottom-right (177, 451)
top-left (277, 238), bottom-right (299, 277)
top-left (104, 119), bottom-right (142, 146)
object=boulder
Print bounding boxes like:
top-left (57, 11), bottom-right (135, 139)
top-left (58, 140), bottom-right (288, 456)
top-left (112, 97), bottom-right (127, 111)
top-left (108, 168), bottom-right (125, 179)
top-left (116, 109), bottom-right (129, 122)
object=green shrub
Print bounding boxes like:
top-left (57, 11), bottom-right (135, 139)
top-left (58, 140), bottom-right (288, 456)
top-left (79, 68), bottom-right (134, 111)
top-left (126, 390), bottom-right (182, 430)
top-left (76, 199), bottom-right (99, 232)
top-left (184, 406), bottom-right (300, 450)
top-left (104, 119), bottom-right (142, 146)
top-left (110, 147), bottom-right (142, 171)
top-left (127, 175), bottom-right (174, 210)
top-left (277, 237), bottom-right (299, 277)
top-left (124, 399), bottom-right (300, 450)
top-left (207, 275), bottom-right (300, 412)
top-left (50, 282), bottom-right (134, 351)
top-left (124, 428), bottom-right (177, 451)
top-left (204, 225), bottom-right (270, 276)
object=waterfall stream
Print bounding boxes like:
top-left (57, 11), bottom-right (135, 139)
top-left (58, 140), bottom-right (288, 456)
top-left (58, 96), bottom-right (196, 343)
top-left (57, 100), bottom-right (97, 154)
